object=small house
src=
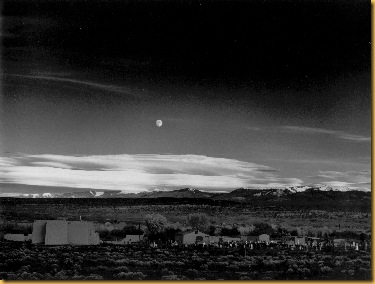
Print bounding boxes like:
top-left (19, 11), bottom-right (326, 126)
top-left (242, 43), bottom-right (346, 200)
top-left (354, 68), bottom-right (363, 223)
top-left (122, 234), bottom-right (144, 244)
top-left (241, 235), bottom-right (259, 242)
top-left (333, 238), bottom-right (346, 247)
top-left (282, 236), bottom-right (296, 246)
top-left (221, 236), bottom-right (241, 243)
top-left (259, 234), bottom-right (270, 242)
top-left (4, 234), bottom-right (27, 242)
top-left (175, 230), bottom-right (209, 245)
top-left (294, 236), bottom-right (306, 245)
top-left (282, 236), bottom-right (306, 245)
top-left (208, 236), bottom-right (222, 244)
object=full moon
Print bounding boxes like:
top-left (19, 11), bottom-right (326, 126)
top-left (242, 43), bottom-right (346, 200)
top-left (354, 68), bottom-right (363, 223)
top-left (156, 120), bottom-right (162, 127)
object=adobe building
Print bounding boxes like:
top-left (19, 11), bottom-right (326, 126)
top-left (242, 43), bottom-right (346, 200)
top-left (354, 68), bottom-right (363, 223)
top-left (282, 236), bottom-right (306, 246)
top-left (45, 220), bottom-right (69, 245)
top-left (67, 221), bottom-right (99, 245)
top-left (208, 235), bottom-right (222, 244)
top-left (221, 236), bottom-right (241, 243)
top-left (32, 220), bottom-right (100, 245)
top-left (240, 234), bottom-right (271, 243)
top-left (106, 234), bottom-right (144, 245)
top-left (259, 234), bottom-right (270, 242)
top-left (175, 230), bottom-right (209, 245)
top-left (294, 236), bottom-right (306, 245)
top-left (122, 234), bottom-right (144, 244)
top-left (32, 220), bottom-right (47, 244)
top-left (4, 234), bottom-right (27, 242)
top-left (241, 235), bottom-right (259, 242)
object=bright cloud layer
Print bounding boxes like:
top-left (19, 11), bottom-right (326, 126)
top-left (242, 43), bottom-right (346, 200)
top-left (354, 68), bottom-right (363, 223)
top-left (0, 154), bottom-right (303, 193)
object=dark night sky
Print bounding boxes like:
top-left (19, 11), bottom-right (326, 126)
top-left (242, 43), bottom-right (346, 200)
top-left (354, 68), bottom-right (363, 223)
top-left (0, 0), bottom-right (371, 194)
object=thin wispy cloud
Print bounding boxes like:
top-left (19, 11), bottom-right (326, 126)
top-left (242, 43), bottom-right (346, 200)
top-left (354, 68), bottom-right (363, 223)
top-left (318, 170), bottom-right (370, 183)
top-left (246, 126), bottom-right (261, 131)
top-left (270, 158), bottom-right (370, 168)
top-left (337, 133), bottom-right (371, 142)
top-left (5, 74), bottom-right (152, 99)
top-left (0, 154), bottom-right (303, 193)
top-left (282, 126), bottom-right (370, 142)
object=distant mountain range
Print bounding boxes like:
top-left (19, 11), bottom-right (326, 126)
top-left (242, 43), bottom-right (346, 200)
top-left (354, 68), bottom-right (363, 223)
top-left (1, 185), bottom-right (369, 212)
top-left (14, 185), bottom-right (370, 200)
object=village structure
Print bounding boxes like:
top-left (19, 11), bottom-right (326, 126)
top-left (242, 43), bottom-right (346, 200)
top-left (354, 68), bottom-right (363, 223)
top-left (106, 234), bottom-right (144, 245)
top-left (2, 220), bottom-right (366, 252)
top-left (17, 220), bottom-right (101, 245)
top-left (174, 231), bottom-right (271, 245)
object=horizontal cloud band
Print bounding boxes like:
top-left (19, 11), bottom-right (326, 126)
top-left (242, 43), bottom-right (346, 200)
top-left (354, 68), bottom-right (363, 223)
top-left (0, 154), bottom-right (303, 193)
top-left (282, 126), bottom-right (370, 142)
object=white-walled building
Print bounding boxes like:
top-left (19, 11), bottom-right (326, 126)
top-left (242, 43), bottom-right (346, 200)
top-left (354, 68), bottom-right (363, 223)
top-left (259, 234), bottom-right (270, 242)
top-left (32, 220), bottom-right (48, 244)
top-left (67, 221), bottom-right (99, 245)
top-left (221, 236), bottom-right (241, 243)
top-left (45, 220), bottom-right (69, 245)
top-left (4, 234), bottom-right (27, 242)
top-left (32, 220), bottom-right (100, 245)
top-left (175, 230), bottom-right (209, 245)
top-left (107, 234), bottom-right (144, 245)
top-left (122, 234), bottom-right (144, 244)
top-left (208, 236), bottom-right (222, 243)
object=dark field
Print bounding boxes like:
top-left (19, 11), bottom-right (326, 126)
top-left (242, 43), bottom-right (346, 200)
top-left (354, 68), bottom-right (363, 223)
top-left (0, 242), bottom-right (371, 280)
